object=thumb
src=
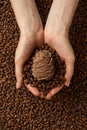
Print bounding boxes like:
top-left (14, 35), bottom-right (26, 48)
top-left (15, 61), bottom-right (23, 89)
top-left (64, 59), bottom-right (75, 87)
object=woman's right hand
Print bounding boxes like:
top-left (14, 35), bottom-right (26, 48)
top-left (15, 30), bottom-right (44, 97)
top-left (10, 0), bottom-right (44, 96)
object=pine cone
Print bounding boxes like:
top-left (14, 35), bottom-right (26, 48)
top-left (32, 50), bottom-right (55, 80)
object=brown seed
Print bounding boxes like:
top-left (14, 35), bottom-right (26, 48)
top-left (24, 44), bottom-right (66, 94)
top-left (1, 0), bottom-right (86, 129)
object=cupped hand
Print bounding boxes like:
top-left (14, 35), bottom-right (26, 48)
top-left (44, 33), bottom-right (75, 99)
top-left (43, 0), bottom-right (77, 99)
top-left (44, 32), bottom-right (75, 99)
top-left (15, 30), bottom-right (44, 97)
top-left (11, 0), bottom-right (45, 97)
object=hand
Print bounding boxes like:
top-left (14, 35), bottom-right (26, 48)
top-left (44, 0), bottom-right (77, 99)
top-left (11, 0), bottom-right (44, 96)
top-left (44, 33), bottom-right (75, 99)
top-left (15, 31), bottom-right (44, 97)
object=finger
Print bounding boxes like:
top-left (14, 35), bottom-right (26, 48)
top-left (39, 92), bottom-right (45, 99)
top-left (25, 84), bottom-right (40, 97)
top-left (64, 60), bottom-right (74, 87)
top-left (15, 62), bottom-right (23, 89)
top-left (46, 85), bottom-right (63, 100)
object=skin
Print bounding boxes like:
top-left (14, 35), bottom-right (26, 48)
top-left (10, 0), bottom-right (44, 96)
top-left (44, 0), bottom-right (79, 99)
top-left (10, 0), bottom-right (79, 99)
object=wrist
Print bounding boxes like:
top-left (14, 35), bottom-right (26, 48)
top-left (45, 29), bottom-right (69, 46)
top-left (20, 29), bottom-right (44, 45)
top-left (56, 26), bottom-right (69, 37)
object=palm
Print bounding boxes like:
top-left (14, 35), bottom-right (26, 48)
top-left (44, 35), bottom-right (75, 99)
top-left (15, 34), bottom-right (44, 97)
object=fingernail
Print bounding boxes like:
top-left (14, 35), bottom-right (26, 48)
top-left (16, 82), bottom-right (21, 89)
top-left (46, 94), bottom-right (52, 100)
top-left (66, 82), bottom-right (70, 87)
